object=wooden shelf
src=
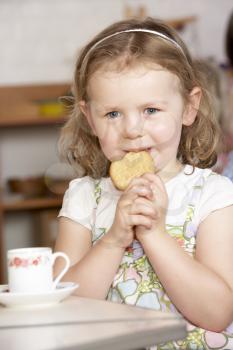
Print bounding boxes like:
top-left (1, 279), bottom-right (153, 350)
top-left (2, 196), bottom-right (63, 212)
top-left (0, 83), bottom-right (71, 283)
top-left (0, 115), bottom-right (68, 128)
top-left (0, 83), bottom-right (71, 128)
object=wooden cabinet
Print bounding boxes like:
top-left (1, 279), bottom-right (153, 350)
top-left (0, 83), bottom-right (71, 283)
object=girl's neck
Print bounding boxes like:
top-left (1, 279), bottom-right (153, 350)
top-left (159, 161), bottom-right (184, 183)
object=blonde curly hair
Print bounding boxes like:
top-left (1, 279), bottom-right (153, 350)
top-left (59, 17), bottom-right (220, 178)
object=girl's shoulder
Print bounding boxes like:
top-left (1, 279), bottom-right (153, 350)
top-left (187, 166), bottom-right (233, 224)
top-left (58, 176), bottom-right (120, 230)
top-left (67, 175), bottom-right (96, 189)
top-left (190, 165), bottom-right (233, 191)
top-left (170, 164), bottom-right (233, 190)
top-left (58, 176), bottom-right (99, 229)
top-left (63, 175), bottom-right (119, 205)
top-left (167, 165), bottom-right (233, 223)
top-left (67, 175), bottom-right (116, 189)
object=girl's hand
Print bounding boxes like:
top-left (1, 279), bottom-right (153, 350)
top-left (104, 177), bottom-right (157, 248)
top-left (135, 173), bottom-right (168, 243)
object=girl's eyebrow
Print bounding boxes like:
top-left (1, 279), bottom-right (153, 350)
top-left (95, 105), bottom-right (120, 114)
top-left (94, 99), bottom-right (169, 114)
top-left (141, 100), bottom-right (168, 107)
top-left (99, 100), bottom-right (168, 111)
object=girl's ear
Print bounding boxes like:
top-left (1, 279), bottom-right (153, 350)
top-left (79, 100), bottom-right (97, 135)
top-left (182, 87), bottom-right (202, 126)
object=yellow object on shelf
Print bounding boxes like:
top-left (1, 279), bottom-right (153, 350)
top-left (38, 100), bottom-right (65, 118)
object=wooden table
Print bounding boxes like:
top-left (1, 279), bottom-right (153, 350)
top-left (0, 296), bottom-right (187, 350)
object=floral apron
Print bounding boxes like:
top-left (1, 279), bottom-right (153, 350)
top-left (92, 177), bottom-right (233, 350)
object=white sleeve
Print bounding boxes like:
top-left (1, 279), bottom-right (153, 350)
top-left (195, 173), bottom-right (233, 224)
top-left (58, 176), bottom-right (95, 230)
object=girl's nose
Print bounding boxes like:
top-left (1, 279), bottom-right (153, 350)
top-left (123, 114), bottom-right (144, 139)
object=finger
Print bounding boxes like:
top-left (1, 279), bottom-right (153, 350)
top-left (125, 177), bottom-right (151, 192)
top-left (134, 196), bottom-right (156, 206)
top-left (119, 190), bottom-right (154, 214)
top-left (127, 184), bottom-right (154, 200)
top-left (134, 178), bottom-right (168, 215)
top-left (125, 177), bottom-right (154, 200)
top-left (130, 202), bottom-right (157, 219)
top-left (120, 187), bottom-right (148, 204)
top-left (130, 215), bottom-right (152, 229)
top-left (141, 173), bottom-right (166, 193)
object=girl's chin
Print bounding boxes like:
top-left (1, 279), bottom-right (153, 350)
top-left (108, 154), bottom-right (124, 162)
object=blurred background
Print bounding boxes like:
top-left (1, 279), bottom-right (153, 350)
top-left (0, 0), bottom-right (233, 282)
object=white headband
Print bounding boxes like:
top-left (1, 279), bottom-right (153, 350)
top-left (83, 28), bottom-right (186, 60)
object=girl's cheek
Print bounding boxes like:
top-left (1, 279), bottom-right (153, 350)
top-left (152, 121), bottom-right (181, 148)
top-left (94, 124), bottom-right (109, 141)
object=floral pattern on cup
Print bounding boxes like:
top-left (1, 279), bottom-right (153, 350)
top-left (8, 255), bottom-right (49, 268)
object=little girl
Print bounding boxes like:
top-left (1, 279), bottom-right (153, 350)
top-left (54, 17), bottom-right (233, 349)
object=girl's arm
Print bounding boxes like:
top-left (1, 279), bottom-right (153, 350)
top-left (54, 217), bottom-right (125, 299)
top-left (54, 177), bottom-right (155, 300)
top-left (136, 174), bottom-right (233, 332)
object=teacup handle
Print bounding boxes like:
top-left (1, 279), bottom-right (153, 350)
top-left (51, 252), bottom-right (70, 289)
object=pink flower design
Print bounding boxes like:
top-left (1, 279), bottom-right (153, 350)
top-left (32, 258), bottom-right (39, 266)
top-left (13, 257), bottom-right (22, 267)
top-left (21, 259), bottom-right (29, 267)
top-left (9, 255), bottom-right (43, 268)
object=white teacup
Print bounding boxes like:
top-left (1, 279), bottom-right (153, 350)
top-left (7, 247), bottom-right (70, 294)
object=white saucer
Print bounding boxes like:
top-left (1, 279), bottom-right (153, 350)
top-left (0, 282), bottom-right (79, 308)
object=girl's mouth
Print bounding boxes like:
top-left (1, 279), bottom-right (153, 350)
top-left (125, 148), bottom-right (152, 153)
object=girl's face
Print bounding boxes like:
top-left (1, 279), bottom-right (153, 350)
top-left (80, 64), bottom-right (199, 180)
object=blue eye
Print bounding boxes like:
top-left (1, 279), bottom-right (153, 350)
top-left (106, 111), bottom-right (120, 119)
top-left (145, 107), bottom-right (158, 115)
